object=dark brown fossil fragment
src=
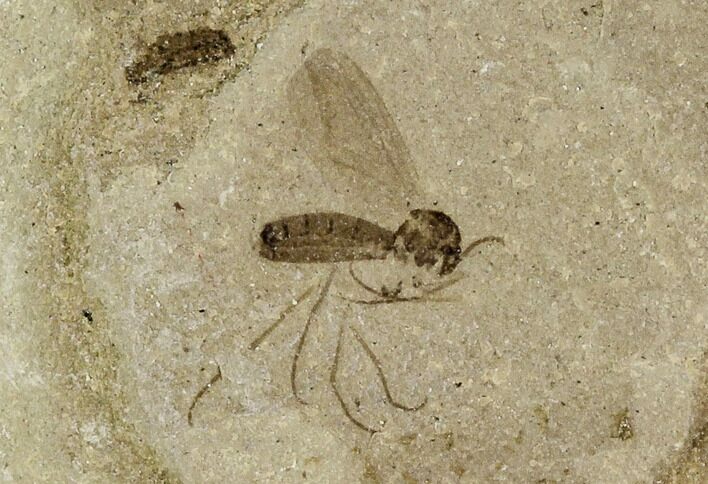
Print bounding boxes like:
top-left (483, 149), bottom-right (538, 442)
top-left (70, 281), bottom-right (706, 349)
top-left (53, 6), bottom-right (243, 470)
top-left (259, 209), bottom-right (465, 276)
top-left (126, 28), bottom-right (235, 85)
top-left (259, 212), bottom-right (395, 264)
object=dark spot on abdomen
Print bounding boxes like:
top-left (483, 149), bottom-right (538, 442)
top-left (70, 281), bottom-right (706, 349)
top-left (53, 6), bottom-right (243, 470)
top-left (261, 223), bottom-right (278, 246)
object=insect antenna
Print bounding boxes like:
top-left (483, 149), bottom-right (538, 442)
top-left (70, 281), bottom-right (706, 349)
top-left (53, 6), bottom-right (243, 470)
top-left (351, 327), bottom-right (427, 411)
top-left (460, 236), bottom-right (505, 259)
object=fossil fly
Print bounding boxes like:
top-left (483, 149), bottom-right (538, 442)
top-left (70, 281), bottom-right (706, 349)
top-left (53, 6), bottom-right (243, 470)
top-left (193, 48), bottom-right (504, 432)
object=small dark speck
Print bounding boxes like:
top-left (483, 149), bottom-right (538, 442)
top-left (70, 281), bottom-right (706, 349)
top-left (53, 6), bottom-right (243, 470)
top-left (581, 7), bottom-right (589, 16)
top-left (600, 106), bottom-right (605, 110)
top-left (257, 122), bottom-right (263, 127)
top-left (198, 309), bottom-right (206, 313)
top-left (454, 382), bottom-right (463, 388)
top-left (174, 202), bottom-right (185, 211)
top-left (594, 221), bottom-right (600, 225)
top-left (82, 309), bottom-right (93, 322)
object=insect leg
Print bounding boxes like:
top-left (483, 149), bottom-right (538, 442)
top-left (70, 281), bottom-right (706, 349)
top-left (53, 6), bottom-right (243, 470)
top-left (348, 262), bottom-right (386, 297)
top-left (421, 273), bottom-right (466, 296)
top-left (341, 296), bottom-right (454, 305)
top-left (460, 236), bottom-right (505, 259)
top-left (249, 284), bottom-right (318, 350)
top-left (187, 365), bottom-right (222, 426)
top-left (346, 262), bottom-right (457, 304)
top-left (291, 268), bottom-right (336, 404)
top-left (329, 325), bottom-right (380, 434)
top-left (351, 327), bottom-right (427, 411)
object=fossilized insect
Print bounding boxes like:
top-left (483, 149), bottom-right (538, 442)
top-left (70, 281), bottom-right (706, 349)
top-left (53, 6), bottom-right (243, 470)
top-left (191, 48), bottom-right (503, 431)
top-left (247, 48), bottom-right (504, 432)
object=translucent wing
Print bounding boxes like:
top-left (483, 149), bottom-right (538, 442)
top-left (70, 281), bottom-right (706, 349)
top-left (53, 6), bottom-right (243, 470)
top-left (287, 48), bottom-right (420, 211)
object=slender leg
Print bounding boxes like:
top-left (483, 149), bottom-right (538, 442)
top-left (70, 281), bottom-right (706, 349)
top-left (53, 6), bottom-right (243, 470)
top-left (347, 262), bottom-right (457, 305)
top-left (188, 365), bottom-right (222, 426)
top-left (193, 279), bottom-right (317, 425)
top-left (351, 328), bottom-right (427, 411)
top-left (249, 284), bottom-right (318, 350)
top-left (291, 268), bottom-right (336, 404)
top-left (329, 325), bottom-right (380, 434)
top-left (420, 273), bottom-right (466, 296)
top-left (348, 262), bottom-right (383, 297)
top-left (338, 294), bottom-right (454, 305)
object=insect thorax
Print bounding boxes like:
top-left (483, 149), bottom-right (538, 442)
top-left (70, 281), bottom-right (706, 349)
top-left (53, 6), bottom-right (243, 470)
top-left (393, 209), bottom-right (462, 276)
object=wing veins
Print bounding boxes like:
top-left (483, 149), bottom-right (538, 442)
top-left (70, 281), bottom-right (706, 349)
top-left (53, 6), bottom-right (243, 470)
top-left (289, 48), bottom-right (420, 209)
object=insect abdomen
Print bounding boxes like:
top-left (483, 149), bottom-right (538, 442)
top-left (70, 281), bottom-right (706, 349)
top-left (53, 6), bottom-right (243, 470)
top-left (259, 212), bottom-right (394, 263)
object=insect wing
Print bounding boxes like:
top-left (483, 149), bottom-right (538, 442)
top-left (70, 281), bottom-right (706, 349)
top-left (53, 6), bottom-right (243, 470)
top-left (287, 48), bottom-right (420, 211)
